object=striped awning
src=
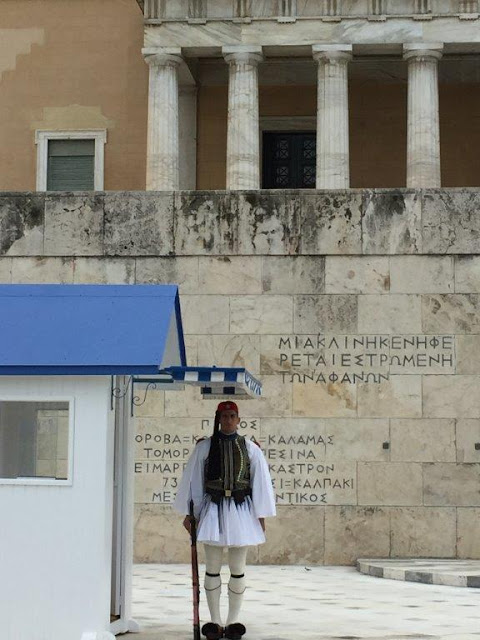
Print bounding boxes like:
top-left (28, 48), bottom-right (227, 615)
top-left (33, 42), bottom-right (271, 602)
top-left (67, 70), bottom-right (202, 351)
top-left (132, 366), bottom-right (262, 399)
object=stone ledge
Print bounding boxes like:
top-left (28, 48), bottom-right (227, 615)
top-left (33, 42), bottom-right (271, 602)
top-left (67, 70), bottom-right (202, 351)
top-left (1, 188), bottom-right (480, 257)
top-left (357, 558), bottom-right (480, 587)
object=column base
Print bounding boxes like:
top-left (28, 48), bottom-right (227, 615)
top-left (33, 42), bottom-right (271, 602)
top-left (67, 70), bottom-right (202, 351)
top-left (109, 617), bottom-right (141, 635)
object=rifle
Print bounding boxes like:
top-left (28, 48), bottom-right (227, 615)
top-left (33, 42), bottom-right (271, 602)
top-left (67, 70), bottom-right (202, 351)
top-left (189, 499), bottom-right (201, 640)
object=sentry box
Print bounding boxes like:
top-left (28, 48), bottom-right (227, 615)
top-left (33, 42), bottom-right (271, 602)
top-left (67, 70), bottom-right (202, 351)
top-left (0, 285), bottom-right (261, 640)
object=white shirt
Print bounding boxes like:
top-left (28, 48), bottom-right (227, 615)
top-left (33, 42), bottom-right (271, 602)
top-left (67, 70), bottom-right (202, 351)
top-left (173, 436), bottom-right (276, 547)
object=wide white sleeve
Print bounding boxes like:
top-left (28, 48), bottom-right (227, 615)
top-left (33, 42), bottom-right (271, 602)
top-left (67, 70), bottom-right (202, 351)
top-left (248, 440), bottom-right (276, 518)
top-left (173, 439), bottom-right (210, 519)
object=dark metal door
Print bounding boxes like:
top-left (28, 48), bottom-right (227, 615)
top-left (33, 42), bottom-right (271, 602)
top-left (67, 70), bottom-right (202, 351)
top-left (263, 132), bottom-right (316, 189)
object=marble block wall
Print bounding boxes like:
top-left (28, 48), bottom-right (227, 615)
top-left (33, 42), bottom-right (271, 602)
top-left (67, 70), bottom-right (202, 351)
top-left (35, 408), bottom-right (69, 480)
top-left (1, 188), bottom-right (480, 564)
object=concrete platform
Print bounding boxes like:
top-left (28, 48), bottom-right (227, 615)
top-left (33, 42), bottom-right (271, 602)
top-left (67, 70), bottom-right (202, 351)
top-left (357, 559), bottom-right (480, 588)
top-left (123, 563), bottom-right (480, 640)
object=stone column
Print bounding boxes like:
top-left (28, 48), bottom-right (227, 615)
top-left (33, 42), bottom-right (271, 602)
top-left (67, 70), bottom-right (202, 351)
top-left (143, 48), bottom-right (182, 191)
top-left (223, 46), bottom-right (263, 190)
top-left (459, 0), bottom-right (478, 14)
top-left (403, 43), bottom-right (443, 188)
top-left (179, 86), bottom-right (198, 190)
top-left (312, 44), bottom-right (352, 189)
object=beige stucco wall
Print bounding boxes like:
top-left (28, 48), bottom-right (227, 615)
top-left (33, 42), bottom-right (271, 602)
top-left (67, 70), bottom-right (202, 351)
top-left (440, 83), bottom-right (480, 188)
top-left (0, 0), bottom-right (148, 191)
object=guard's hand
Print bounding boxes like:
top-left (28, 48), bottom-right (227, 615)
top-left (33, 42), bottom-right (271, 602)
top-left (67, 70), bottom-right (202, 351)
top-left (183, 515), bottom-right (193, 535)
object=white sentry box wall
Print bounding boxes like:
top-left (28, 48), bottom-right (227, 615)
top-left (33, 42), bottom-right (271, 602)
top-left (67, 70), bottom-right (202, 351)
top-left (0, 375), bottom-right (127, 640)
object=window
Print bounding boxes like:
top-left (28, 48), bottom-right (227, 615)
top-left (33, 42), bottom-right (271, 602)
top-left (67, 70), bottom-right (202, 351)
top-left (263, 131), bottom-right (316, 189)
top-left (35, 130), bottom-right (106, 191)
top-left (0, 400), bottom-right (73, 483)
top-left (47, 139), bottom-right (94, 190)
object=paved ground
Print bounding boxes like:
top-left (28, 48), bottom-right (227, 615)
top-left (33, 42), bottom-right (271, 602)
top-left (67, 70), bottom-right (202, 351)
top-left (357, 559), bottom-right (480, 588)
top-left (124, 563), bottom-right (480, 640)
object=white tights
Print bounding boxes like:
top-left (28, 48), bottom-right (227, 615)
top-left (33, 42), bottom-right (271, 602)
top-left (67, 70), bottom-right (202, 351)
top-left (204, 544), bottom-right (248, 626)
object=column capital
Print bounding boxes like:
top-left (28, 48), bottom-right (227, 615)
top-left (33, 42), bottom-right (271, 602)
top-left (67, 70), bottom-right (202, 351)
top-left (222, 45), bottom-right (264, 66)
top-left (312, 44), bottom-right (353, 63)
top-left (403, 43), bottom-right (443, 62)
top-left (142, 47), bottom-right (183, 68)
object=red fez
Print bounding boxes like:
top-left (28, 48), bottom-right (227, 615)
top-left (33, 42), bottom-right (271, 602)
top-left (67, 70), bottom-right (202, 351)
top-left (216, 401), bottom-right (239, 414)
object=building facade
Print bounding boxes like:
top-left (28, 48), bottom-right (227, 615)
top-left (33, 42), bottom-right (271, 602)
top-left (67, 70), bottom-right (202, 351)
top-left (1, 0), bottom-right (480, 565)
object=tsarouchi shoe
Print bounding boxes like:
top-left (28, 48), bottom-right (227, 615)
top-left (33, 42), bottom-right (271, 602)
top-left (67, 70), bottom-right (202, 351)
top-left (224, 623), bottom-right (246, 640)
top-left (201, 622), bottom-right (224, 640)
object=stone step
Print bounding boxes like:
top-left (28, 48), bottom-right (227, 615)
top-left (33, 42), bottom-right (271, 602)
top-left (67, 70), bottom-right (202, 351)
top-left (357, 558), bottom-right (480, 588)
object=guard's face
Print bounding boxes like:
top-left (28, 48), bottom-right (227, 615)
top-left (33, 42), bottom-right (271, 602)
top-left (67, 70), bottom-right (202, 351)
top-left (219, 409), bottom-right (240, 434)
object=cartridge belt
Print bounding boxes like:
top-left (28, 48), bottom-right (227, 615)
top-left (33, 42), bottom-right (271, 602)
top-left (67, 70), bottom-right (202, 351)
top-left (206, 487), bottom-right (252, 505)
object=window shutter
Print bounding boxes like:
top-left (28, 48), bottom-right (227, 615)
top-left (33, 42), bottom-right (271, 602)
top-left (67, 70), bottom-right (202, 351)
top-left (47, 139), bottom-right (95, 191)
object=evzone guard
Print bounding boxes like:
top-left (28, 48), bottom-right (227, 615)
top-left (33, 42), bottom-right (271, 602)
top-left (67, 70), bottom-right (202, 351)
top-left (174, 401), bottom-right (276, 640)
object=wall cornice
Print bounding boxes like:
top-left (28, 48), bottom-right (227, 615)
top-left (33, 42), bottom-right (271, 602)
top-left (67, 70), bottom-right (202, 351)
top-left (143, 18), bottom-right (480, 54)
top-left (142, 0), bottom-right (479, 24)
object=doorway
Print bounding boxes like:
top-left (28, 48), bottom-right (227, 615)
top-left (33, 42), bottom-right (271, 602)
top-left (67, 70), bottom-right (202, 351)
top-left (262, 131), bottom-right (316, 189)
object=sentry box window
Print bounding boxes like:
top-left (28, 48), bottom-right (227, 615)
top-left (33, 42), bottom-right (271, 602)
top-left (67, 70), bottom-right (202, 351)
top-left (0, 401), bottom-right (72, 484)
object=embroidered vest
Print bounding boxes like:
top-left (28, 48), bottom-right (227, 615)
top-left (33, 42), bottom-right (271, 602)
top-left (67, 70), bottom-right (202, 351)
top-left (205, 434), bottom-right (251, 504)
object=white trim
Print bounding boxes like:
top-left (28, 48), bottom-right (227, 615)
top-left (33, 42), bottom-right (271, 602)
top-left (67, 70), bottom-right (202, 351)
top-left (35, 129), bottom-right (107, 191)
top-left (0, 396), bottom-right (75, 486)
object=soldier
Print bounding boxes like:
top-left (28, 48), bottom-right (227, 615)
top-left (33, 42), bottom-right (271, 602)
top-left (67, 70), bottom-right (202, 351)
top-left (174, 401), bottom-right (276, 640)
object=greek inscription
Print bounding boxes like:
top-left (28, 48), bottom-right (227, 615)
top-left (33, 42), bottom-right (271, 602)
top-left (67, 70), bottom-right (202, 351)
top-left (275, 492), bottom-right (328, 504)
top-left (201, 418), bottom-right (258, 431)
top-left (152, 491), bottom-right (174, 502)
top-left (136, 424), bottom-right (351, 507)
top-left (276, 334), bottom-right (455, 384)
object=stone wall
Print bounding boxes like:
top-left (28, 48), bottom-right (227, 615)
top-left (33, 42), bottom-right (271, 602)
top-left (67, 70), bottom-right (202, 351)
top-left (1, 188), bottom-right (480, 565)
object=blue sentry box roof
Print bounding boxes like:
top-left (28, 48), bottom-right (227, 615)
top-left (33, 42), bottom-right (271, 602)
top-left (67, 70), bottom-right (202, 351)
top-left (0, 284), bottom-right (186, 375)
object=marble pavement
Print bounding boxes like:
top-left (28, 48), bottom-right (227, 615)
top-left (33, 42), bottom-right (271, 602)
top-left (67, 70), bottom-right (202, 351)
top-left (357, 558), bottom-right (480, 588)
top-left (127, 563), bottom-right (480, 640)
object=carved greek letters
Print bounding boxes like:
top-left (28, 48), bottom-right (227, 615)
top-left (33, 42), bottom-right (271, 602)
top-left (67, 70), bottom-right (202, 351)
top-left (277, 334), bottom-right (455, 384)
top-left (136, 419), bottom-right (356, 506)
